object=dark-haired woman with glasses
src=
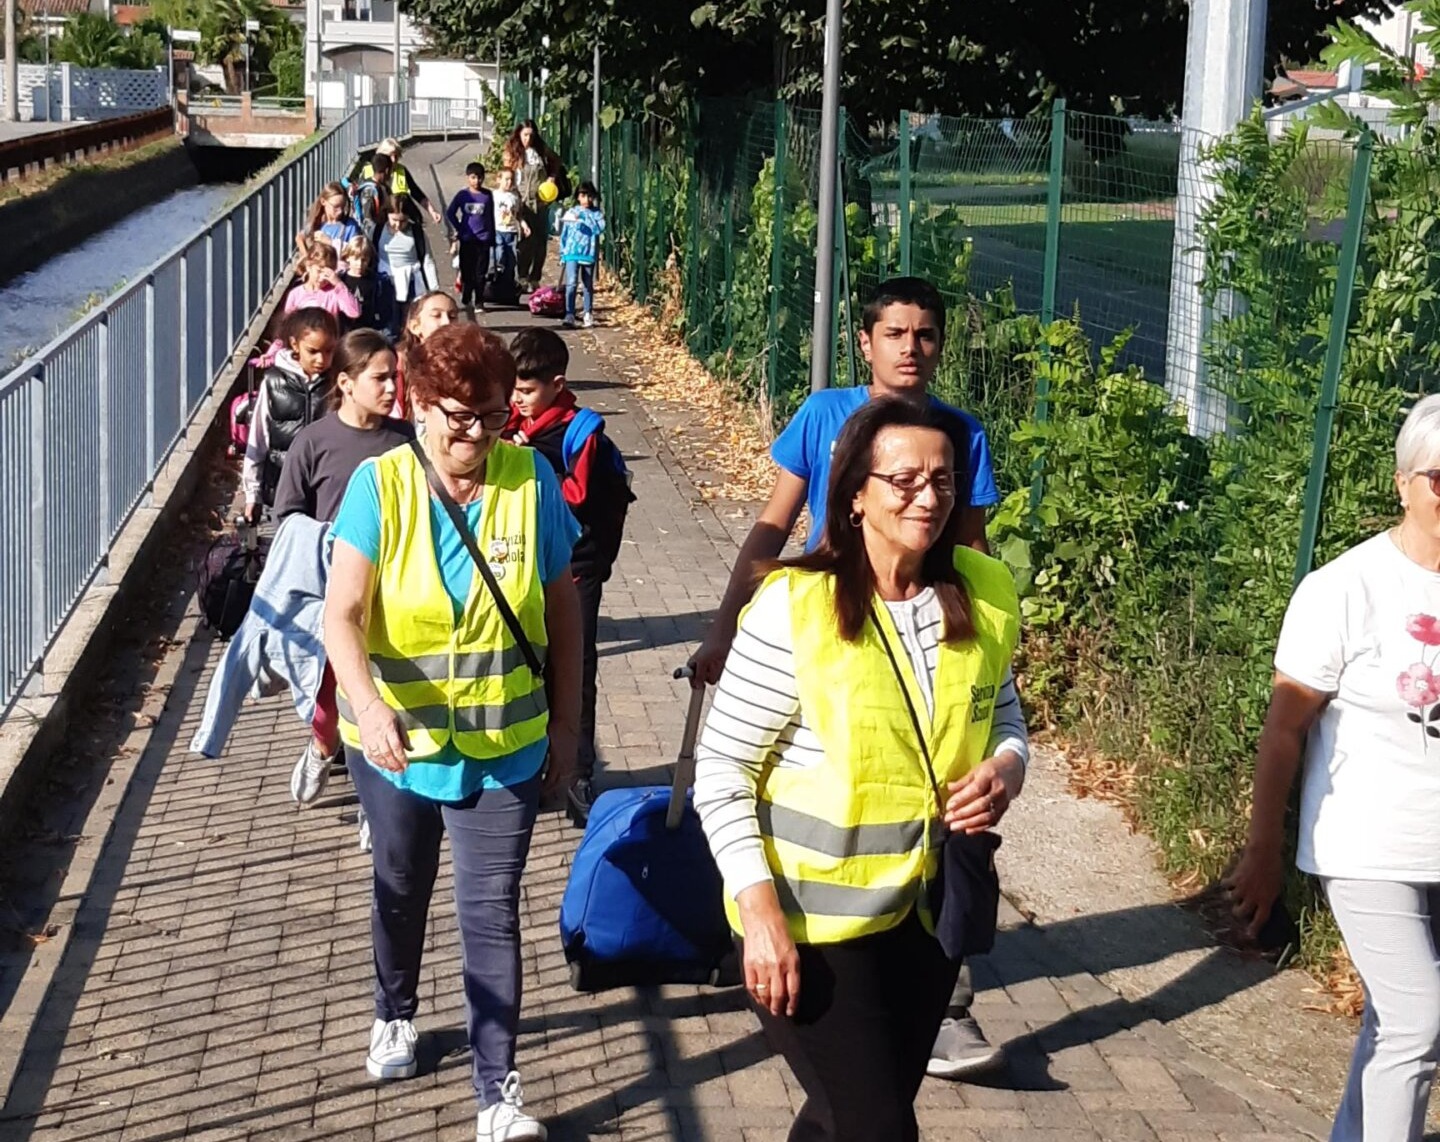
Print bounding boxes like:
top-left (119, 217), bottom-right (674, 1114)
top-left (324, 321), bottom-right (581, 1141)
top-left (1229, 395), bottom-right (1440, 1142)
top-left (693, 397), bottom-right (1029, 1142)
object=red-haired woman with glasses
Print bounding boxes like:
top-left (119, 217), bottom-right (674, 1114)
top-left (324, 322), bottom-right (581, 1141)
top-left (1229, 394), bottom-right (1440, 1141)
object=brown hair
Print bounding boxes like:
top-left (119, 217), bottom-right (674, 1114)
top-left (386, 193), bottom-right (412, 224)
top-left (502, 119), bottom-right (553, 172)
top-left (398, 289), bottom-right (458, 356)
top-left (304, 181), bottom-right (351, 235)
top-left (302, 242), bottom-right (338, 271)
top-left (779, 397), bottom-right (973, 643)
top-left (328, 329), bottom-right (395, 409)
top-left (407, 322), bottom-right (516, 409)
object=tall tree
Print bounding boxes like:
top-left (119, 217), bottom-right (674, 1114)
top-left (402, 0), bottom-right (1396, 124)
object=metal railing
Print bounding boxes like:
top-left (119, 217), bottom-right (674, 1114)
top-left (0, 101), bottom-right (409, 716)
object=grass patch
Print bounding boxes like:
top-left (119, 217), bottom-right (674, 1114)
top-left (918, 200), bottom-right (1177, 287)
top-left (0, 136), bottom-right (184, 207)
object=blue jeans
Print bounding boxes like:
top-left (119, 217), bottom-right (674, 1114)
top-left (564, 261), bottom-right (595, 319)
top-left (349, 749), bottom-right (541, 1107)
top-left (492, 232), bottom-right (517, 280)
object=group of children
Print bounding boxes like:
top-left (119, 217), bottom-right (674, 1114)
top-left (239, 287), bottom-right (629, 832)
top-left (442, 160), bottom-right (608, 328)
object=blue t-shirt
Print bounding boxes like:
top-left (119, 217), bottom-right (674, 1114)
top-left (331, 453), bottom-right (581, 802)
top-left (771, 387), bottom-right (999, 550)
top-left (319, 218), bottom-right (361, 247)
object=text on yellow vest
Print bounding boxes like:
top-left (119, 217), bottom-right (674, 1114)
top-left (336, 441), bottom-right (549, 761)
top-left (724, 547), bottom-right (1020, 944)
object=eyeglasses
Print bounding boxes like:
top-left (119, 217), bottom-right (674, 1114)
top-left (439, 405), bottom-right (510, 433)
top-left (867, 469), bottom-right (957, 500)
top-left (1411, 469), bottom-right (1440, 497)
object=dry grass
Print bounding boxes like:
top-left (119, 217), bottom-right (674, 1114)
top-left (591, 270), bottom-right (776, 506)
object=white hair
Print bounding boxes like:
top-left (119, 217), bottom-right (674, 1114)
top-left (1396, 394), bottom-right (1440, 474)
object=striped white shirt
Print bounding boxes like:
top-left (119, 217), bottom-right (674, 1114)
top-left (694, 577), bottom-right (1029, 897)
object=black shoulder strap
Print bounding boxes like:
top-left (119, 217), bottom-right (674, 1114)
top-left (407, 438), bottom-right (545, 678)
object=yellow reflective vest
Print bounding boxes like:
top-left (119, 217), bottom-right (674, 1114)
top-left (360, 161), bottom-right (413, 197)
top-left (724, 547), bottom-right (1020, 945)
top-left (336, 441), bottom-right (549, 761)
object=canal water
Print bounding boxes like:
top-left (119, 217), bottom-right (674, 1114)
top-left (1, 182), bottom-right (240, 369)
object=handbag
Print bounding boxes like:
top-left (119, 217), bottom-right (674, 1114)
top-left (407, 439), bottom-right (544, 678)
top-left (871, 609), bottom-right (1002, 960)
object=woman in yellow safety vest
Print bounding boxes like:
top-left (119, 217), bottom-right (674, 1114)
top-left (694, 396), bottom-right (1029, 1142)
top-left (323, 321), bottom-right (582, 1141)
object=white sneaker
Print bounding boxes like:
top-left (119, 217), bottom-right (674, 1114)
top-left (366, 1017), bottom-right (417, 1080)
top-left (475, 1071), bottom-right (547, 1140)
top-left (357, 806), bottom-right (372, 853)
top-left (290, 740), bottom-right (335, 805)
top-left (581, 312), bottom-right (594, 328)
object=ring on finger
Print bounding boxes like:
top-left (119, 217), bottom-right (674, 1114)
top-left (754, 983), bottom-right (769, 993)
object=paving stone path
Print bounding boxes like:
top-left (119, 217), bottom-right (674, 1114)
top-left (0, 295), bottom-right (1334, 1139)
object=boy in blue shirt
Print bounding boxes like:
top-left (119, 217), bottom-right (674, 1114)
top-left (558, 182), bottom-right (606, 329)
top-left (689, 275), bottom-right (1004, 1083)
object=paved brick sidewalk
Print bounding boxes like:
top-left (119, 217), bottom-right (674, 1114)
top-left (0, 303), bottom-right (1330, 1141)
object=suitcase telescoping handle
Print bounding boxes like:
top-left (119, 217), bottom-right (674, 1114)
top-left (667, 666), bottom-right (707, 831)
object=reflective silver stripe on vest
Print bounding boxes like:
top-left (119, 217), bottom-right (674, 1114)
top-left (758, 802), bottom-right (927, 858)
top-left (337, 689), bottom-right (546, 733)
top-left (453, 687), bottom-right (548, 733)
top-left (773, 875), bottom-right (918, 919)
top-left (335, 693), bottom-right (451, 732)
top-left (369, 645), bottom-right (547, 687)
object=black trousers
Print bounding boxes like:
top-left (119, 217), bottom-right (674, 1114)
top-left (575, 569), bottom-right (603, 781)
top-left (749, 911), bottom-right (960, 1142)
top-left (457, 239), bottom-right (491, 305)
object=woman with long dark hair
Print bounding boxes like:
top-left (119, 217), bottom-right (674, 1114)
top-left (694, 397), bottom-right (1029, 1142)
top-left (502, 119), bottom-right (566, 291)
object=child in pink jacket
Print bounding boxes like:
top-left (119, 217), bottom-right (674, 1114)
top-left (284, 242), bottom-right (361, 320)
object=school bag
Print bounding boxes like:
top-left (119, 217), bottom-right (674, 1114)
top-left (528, 284), bottom-right (565, 317)
top-left (563, 408), bottom-right (634, 576)
top-left (198, 519), bottom-right (266, 639)
top-left (227, 364), bottom-right (260, 457)
top-left (483, 268), bottom-right (520, 307)
top-left (559, 673), bottom-right (739, 992)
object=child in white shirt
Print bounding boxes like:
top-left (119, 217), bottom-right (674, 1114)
top-left (491, 167), bottom-right (529, 284)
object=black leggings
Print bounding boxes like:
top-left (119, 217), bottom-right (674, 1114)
top-left (748, 911), bottom-right (959, 1142)
top-left (457, 239), bottom-right (491, 305)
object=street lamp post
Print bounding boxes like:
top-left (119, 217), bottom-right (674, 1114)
top-left (591, 40), bottom-right (600, 186)
top-left (808, 0), bottom-right (843, 393)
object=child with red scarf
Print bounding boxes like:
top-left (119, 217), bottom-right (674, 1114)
top-left (505, 328), bottom-right (634, 824)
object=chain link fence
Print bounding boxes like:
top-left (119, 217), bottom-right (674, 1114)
top-left (545, 92), bottom-right (1418, 935)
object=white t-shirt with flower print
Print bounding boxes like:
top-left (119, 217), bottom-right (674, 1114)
top-left (1275, 531), bottom-right (1440, 881)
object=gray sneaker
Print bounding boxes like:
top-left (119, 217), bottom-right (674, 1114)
top-left (290, 740), bottom-right (335, 805)
top-left (927, 1014), bottom-right (1003, 1079)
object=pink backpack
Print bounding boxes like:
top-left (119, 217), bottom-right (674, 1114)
top-left (528, 285), bottom-right (565, 317)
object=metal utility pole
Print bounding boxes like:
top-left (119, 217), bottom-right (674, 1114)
top-left (1164, 0), bottom-right (1267, 435)
top-left (4, 0), bottom-right (17, 123)
top-left (591, 40), bottom-right (600, 186)
top-left (808, 0), bottom-right (842, 393)
top-left (392, 0), bottom-right (401, 102)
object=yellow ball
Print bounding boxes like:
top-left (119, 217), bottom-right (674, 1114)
top-left (537, 178), bottom-right (559, 205)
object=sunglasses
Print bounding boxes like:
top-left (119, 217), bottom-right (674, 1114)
top-left (1413, 469), bottom-right (1440, 497)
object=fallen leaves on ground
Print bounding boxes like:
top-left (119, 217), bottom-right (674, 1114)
top-left (591, 275), bottom-right (775, 506)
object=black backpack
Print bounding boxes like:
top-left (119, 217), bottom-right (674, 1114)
top-left (198, 522), bottom-right (266, 639)
top-left (484, 268), bottom-right (521, 307)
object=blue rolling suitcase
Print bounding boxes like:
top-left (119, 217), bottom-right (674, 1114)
top-left (559, 670), bottom-right (740, 991)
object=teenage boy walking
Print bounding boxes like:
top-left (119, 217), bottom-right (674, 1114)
top-left (689, 275), bottom-right (1010, 1081)
top-left (506, 329), bottom-right (634, 825)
